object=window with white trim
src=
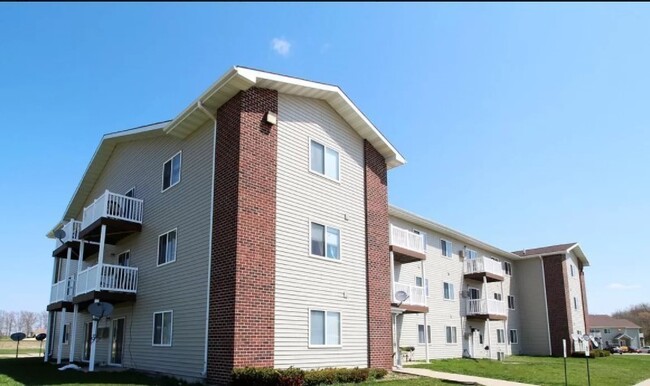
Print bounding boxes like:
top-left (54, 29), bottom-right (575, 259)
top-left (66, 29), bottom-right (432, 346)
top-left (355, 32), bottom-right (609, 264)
top-left (465, 248), bottom-right (477, 259)
top-left (570, 264), bottom-right (575, 277)
top-left (508, 295), bottom-right (515, 310)
top-left (310, 140), bottom-right (340, 181)
top-left (443, 282), bottom-right (455, 300)
top-left (118, 250), bottom-right (130, 267)
top-left (604, 328), bottom-right (611, 334)
top-left (494, 293), bottom-right (502, 301)
top-left (162, 152), bottom-right (181, 191)
top-left (152, 311), bottom-right (173, 346)
top-left (509, 329), bottom-right (519, 344)
top-left (446, 326), bottom-right (457, 344)
top-left (62, 323), bottom-right (70, 344)
top-left (309, 310), bottom-right (341, 346)
top-left (497, 329), bottom-right (505, 343)
top-left (416, 276), bottom-right (429, 297)
top-left (441, 239), bottom-right (452, 257)
top-left (503, 261), bottom-right (513, 275)
top-left (310, 222), bottom-right (340, 260)
top-left (574, 297), bottom-right (578, 310)
top-left (418, 324), bottom-right (432, 344)
top-left (158, 229), bottom-right (177, 266)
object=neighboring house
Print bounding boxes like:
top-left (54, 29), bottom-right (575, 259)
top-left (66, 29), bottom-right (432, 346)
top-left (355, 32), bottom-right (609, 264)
top-left (44, 66), bottom-right (592, 384)
top-left (512, 243), bottom-right (590, 356)
top-left (588, 314), bottom-right (644, 348)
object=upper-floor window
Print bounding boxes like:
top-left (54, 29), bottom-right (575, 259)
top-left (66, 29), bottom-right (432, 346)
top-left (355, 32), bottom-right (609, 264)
top-left (309, 309), bottom-right (341, 347)
top-left (443, 282), bottom-right (455, 300)
top-left (118, 250), bottom-right (131, 267)
top-left (570, 264), bottom-right (575, 277)
top-left (310, 222), bottom-right (340, 260)
top-left (152, 311), bottom-right (173, 346)
top-left (574, 297), bottom-right (578, 310)
top-left (416, 276), bottom-right (430, 297)
top-left (604, 329), bottom-right (611, 333)
top-left (494, 293), bottom-right (502, 301)
top-left (441, 239), bottom-right (452, 257)
top-left (310, 140), bottom-right (339, 181)
top-left (497, 329), bottom-right (505, 343)
top-left (418, 324), bottom-right (432, 344)
top-left (508, 295), bottom-right (516, 310)
top-left (446, 326), bottom-right (458, 344)
top-left (162, 152), bottom-right (182, 192)
top-left (158, 229), bottom-right (177, 266)
top-left (503, 261), bottom-right (513, 275)
top-left (465, 248), bottom-right (477, 259)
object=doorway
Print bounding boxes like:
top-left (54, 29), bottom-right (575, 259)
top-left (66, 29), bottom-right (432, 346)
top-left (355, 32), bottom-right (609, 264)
top-left (109, 317), bottom-right (125, 365)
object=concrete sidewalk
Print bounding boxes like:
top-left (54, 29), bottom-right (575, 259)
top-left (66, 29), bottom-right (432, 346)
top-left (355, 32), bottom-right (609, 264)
top-left (634, 379), bottom-right (650, 386)
top-left (395, 367), bottom-right (537, 386)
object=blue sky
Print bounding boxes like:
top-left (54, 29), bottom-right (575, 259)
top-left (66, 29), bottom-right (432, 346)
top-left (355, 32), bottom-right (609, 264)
top-left (1, 3), bottom-right (648, 315)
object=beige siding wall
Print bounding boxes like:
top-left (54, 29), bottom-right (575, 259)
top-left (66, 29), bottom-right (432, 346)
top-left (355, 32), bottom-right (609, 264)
top-left (566, 252), bottom-right (586, 336)
top-left (56, 122), bottom-right (214, 380)
top-left (515, 258), bottom-right (551, 355)
top-left (390, 217), bottom-right (519, 360)
top-left (274, 94), bottom-right (368, 369)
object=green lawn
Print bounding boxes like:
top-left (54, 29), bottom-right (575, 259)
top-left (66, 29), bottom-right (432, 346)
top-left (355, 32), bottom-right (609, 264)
top-left (0, 349), bottom-right (42, 355)
top-left (410, 354), bottom-right (650, 386)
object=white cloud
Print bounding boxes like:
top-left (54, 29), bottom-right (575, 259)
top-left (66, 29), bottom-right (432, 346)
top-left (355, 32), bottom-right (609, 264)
top-left (607, 283), bottom-right (641, 290)
top-left (271, 38), bottom-right (291, 56)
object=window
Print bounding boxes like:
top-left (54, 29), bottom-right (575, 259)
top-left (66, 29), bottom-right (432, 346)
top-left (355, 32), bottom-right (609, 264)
top-left (309, 310), bottom-right (341, 346)
top-left (479, 334), bottom-right (484, 345)
top-left (310, 222), bottom-right (341, 260)
top-left (416, 276), bottom-right (429, 296)
top-left (158, 229), bottom-right (177, 266)
top-left (465, 248), bottom-right (477, 259)
top-left (497, 329), bottom-right (505, 343)
top-left (152, 311), bottom-right (173, 346)
top-left (118, 250), bottom-right (130, 267)
top-left (494, 293), bottom-right (502, 301)
top-left (508, 295), bottom-right (515, 310)
top-left (443, 282), bottom-right (455, 300)
top-left (310, 140), bottom-right (339, 181)
top-left (62, 323), bottom-right (70, 344)
top-left (162, 152), bottom-right (181, 191)
top-left (418, 325), bottom-right (432, 344)
top-left (604, 329), bottom-right (611, 334)
top-left (125, 187), bottom-right (135, 198)
top-left (509, 329), bottom-right (519, 344)
top-left (441, 239), bottom-right (452, 257)
top-left (503, 261), bottom-right (513, 275)
top-left (574, 297), bottom-right (578, 310)
top-left (446, 326), bottom-right (457, 344)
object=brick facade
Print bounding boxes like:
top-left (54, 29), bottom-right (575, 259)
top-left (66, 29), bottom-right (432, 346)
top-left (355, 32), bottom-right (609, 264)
top-left (207, 87), bottom-right (278, 385)
top-left (542, 254), bottom-right (572, 356)
top-left (364, 140), bottom-right (393, 369)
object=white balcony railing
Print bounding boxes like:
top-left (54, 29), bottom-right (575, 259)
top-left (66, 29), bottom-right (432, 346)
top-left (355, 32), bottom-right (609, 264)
top-left (393, 282), bottom-right (427, 307)
top-left (464, 256), bottom-right (504, 277)
top-left (390, 225), bottom-right (425, 254)
top-left (81, 190), bottom-right (144, 230)
top-left (466, 299), bottom-right (507, 316)
top-left (50, 277), bottom-right (75, 303)
top-left (75, 263), bottom-right (138, 296)
top-left (55, 220), bottom-right (82, 248)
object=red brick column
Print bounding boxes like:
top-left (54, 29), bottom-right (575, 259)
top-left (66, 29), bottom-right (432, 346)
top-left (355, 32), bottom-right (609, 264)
top-left (207, 87), bottom-right (278, 385)
top-left (543, 254), bottom-right (572, 356)
top-left (364, 140), bottom-right (393, 369)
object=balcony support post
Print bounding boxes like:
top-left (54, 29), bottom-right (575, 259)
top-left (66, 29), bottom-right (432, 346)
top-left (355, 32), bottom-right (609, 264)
top-left (64, 247), bottom-right (72, 296)
top-left (89, 299), bottom-right (99, 372)
top-left (389, 251), bottom-right (395, 300)
top-left (43, 311), bottom-right (52, 362)
top-left (420, 258), bottom-right (430, 362)
top-left (97, 225), bottom-right (107, 291)
top-left (69, 304), bottom-right (78, 362)
top-left (56, 308), bottom-right (66, 364)
top-left (486, 318), bottom-right (492, 359)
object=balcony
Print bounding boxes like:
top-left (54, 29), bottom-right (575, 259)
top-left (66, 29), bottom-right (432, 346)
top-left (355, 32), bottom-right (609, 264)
top-left (47, 277), bottom-right (75, 311)
top-left (79, 190), bottom-right (144, 244)
top-left (466, 299), bottom-right (507, 320)
top-left (52, 220), bottom-right (83, 258)
top-left (389, 225), bottom-right (426, 263)
top-left (392, 282), bottom-right (428, 313)
top-left (464, 257), bottom-right (505, 282)
top-left (73, 263), bottom-right (138, 306)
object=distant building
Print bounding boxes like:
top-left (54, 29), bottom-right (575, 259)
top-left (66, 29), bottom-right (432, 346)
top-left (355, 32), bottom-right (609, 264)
top-left (588, 314), bottom-right (644, 348)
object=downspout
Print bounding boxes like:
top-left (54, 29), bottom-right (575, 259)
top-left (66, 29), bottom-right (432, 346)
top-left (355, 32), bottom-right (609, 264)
top-left (197, 101), bottom-right (217, 377)
top-left (539, 256), bottom-right (552, 355)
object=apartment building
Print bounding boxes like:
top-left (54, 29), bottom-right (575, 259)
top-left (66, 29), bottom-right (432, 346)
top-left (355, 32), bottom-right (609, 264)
top-left (44, 66), bottom-right (591, 384)
top-left (588, 314), bottom-right (644, 349)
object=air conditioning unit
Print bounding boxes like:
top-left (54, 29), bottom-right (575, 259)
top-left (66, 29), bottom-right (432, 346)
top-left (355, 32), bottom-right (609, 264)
top-left (460, 290), bottom-right (470, 298)
top-left (459, 250), bottom-right (464, 258)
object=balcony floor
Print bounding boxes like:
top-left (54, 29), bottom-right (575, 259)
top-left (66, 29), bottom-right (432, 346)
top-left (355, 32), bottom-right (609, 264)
top-left (464, 272), bottom-right (504, 283)
top-left (73, 291), bottom-right (136, 309)
top-left (391, 302), bottom-right (429, 314)
top-left (390, 245), bottom-right (426, 264)
top-left (467, 313), bottom-right (508, 321)
top-left (79, 217), bottom-right (142, 245)
top-left (52, 241), bottom-right (99, 259)
top-left (46, 301), bottom-right (73, 312)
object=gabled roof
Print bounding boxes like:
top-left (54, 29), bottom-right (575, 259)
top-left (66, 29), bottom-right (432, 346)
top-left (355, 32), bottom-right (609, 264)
top-left (164, 66), bottom-right (405, 169)
top-left (389, 205), bottom-right (522, 261)
top-left (512, 242), bottom-right (590, 266)
top-left (588, 314), bottom-right (642, 329)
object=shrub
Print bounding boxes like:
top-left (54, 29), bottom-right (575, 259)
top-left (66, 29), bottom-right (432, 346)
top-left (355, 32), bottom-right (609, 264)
top-left (232, 367), bottom-right (279, 386)
top-left (368, 367), bottom-right (388, 380)
top-left (234, 366), bottom-right (386, 385)
top-left (592, 349), bottom-right (611, 357)
top-left (571, 351), bottom-right (596, 358)
top-left (278, 367), bottom-right (305, 386)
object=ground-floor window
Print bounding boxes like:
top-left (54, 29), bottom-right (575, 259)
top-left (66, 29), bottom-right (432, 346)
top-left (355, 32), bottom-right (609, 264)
top-left (497, 329), bottom-right (505, 343)
top-left (418, 324), bottom-right (432, 344)
top-left (152, 311), bottom-right (173, 346)
top-left (309, 310), bottom-right (341, 347)
top-left (62, 323), bottom-right (70, 344)
top-left (445, 326), bottom-right (457, 344)
top-left (509, 329), bottom-right (518, 344)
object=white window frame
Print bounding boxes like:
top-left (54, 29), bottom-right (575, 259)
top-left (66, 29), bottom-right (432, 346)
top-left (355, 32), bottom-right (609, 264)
top-left (412, 229), bottom-right (427, 251)
top-left (509, 329), bottom-right (519, 345)
top-left (161, 151), bottom-right (182, 193)
top-left (468, 287), bottom-right (481, 300)
top-left (62, 323), bottom-right (70, 345)
top-left (157, 229), bottom-right (178, 267)
top-left (441, 239), bottom-right (452, 258)
top-left (152, 310), bottom-right (173, 347)
top-left (117, 250), bottom-right (131, 267)
top-left (418, 324), bottom-right (432, 344)
top-left (574, 297), bottom-right (578, 310)
top-left (494, 293), bottom-right (503, 301)
top-left (308, 221), bottom-right (342, 262)
top-left (308, 139), bottom-right (341, 182)
top-left (443, 282), bottom-right (455, 301)
top-left (508, 295), bottom-right (516, 310)
top-left (465, 248), bottom-right (478, 260)
top-left (497, 329), bottom-right (505, 344)
top-left (445, 326), bottom-right (458, 344)
top-left (570, 264), bottom-right (575, 277)
top-left (503, 261), bottom-right (513, 275)
top-left (415, 276), bottom-right (429, 297)
top-left (308, 309), bottom-right (342, 348)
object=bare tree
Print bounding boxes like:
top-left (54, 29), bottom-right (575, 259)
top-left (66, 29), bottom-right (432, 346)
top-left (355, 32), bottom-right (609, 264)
top-left (613, 303), bottom-right (650, 341)
top-left (4, 311), bottom-right (17, 335)
top-left (0, 310), bottom-right (5, 337)
top-left (19, 311), bottom-right (38, 336)
top-left (39, 311), bottom-right (49, 330)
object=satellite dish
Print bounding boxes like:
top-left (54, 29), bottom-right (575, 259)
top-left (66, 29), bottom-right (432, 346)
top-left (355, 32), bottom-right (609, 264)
top-left (54, 229), bottom-right (66, 240)
top-left (35, 333), bottom-right (46, 341)
top-left (590, 335), bottom-right (599, 347)
top-left (10, 332), bottom-right (26, 342)
top-left (395, 290), bottom-right (409, 303)
top-left (88, 302), bottom-right (114, 320)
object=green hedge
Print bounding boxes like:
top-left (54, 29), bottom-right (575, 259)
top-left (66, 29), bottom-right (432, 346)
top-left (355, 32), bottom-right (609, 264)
top-left (232, 366), bottom-right (388, 386)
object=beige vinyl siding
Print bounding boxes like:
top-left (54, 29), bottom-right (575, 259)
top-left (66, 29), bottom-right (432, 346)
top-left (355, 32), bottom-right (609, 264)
top-left (65, 121), bottom-right (213, 380)
top-left (566, 252), bottom-right (586, 338)
top-left (390, 216), bottom-right (520, 360)
top-left (515, 258), bottom-right (551, 355)
top-left (274, 94), bottom-right (367, 368)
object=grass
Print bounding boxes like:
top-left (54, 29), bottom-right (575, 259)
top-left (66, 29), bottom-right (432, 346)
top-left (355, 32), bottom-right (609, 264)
top-left (410, 354), bottom-right (650, 386)
top-left (0, 338), bottom-right (45, 356)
